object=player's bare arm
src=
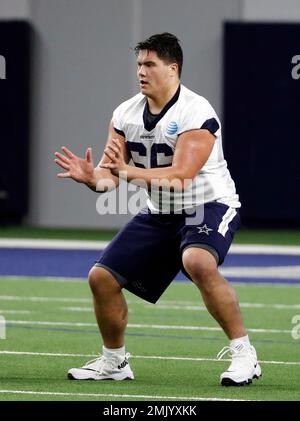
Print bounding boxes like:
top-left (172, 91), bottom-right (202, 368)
top-left (54, 121), bottom-right (129, 192)
top-left (101, 128), bottom-right (215, 189)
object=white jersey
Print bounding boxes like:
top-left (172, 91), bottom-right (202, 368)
top-left (112, 84), bottom-right (240, 212)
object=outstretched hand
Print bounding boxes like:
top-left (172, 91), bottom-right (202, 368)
top-left (54, 146), bottom-right (94, 184)
top-left (100, 138), bottom-right (127, 175)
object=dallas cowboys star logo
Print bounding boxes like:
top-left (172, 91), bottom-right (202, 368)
top-left (197, 224), bottom-right (213, 235)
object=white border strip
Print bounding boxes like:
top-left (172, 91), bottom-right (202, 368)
top-left (0, 238), bottom-right (109, 250)
top-left (230, 244), bottom-right (300, 255)
top-left (220, 266), bottom-right (300, 279)
top-left (1, 238), bottom-right (300, 255)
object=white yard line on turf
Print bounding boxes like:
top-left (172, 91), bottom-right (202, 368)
top-left (1, 238), bottom-right (300, 255)
top-left (155, 297), bottom-right (300, 306)
top-left (0, 310), bottom-right (33, 314)
top-left (0, 276), bottom-right (86, 283)
top-left (0, 294), bottom-right (299, 310)
top-left (3, 319), bottom-right (294, 334)
top-left (60, 306), bottom-right (134, 314)
top-left (150, 302), bottom-right (300, 311)
top-left (2, 276), bottom-right (300, 287)
top-left (0, 350), bottom-right (299, 366)
top-left (0, 295), bottom-right (91, 303)
top-left (61, 302), bottom-right (300, 312)
top-left (0, 389), bottom-right (251, 401)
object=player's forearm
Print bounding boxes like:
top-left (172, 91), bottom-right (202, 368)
top-left (85, 167), bottom-right (119, 192)
top-left (120, 165), bottom-right (187, 190)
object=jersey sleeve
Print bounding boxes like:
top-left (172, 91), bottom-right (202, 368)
top-left (112, 103), bottom-right (125, 137)
top-left (178, 97), bottom-right (221, 138)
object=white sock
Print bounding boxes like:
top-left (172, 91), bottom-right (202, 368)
top-left (230, 335), bottom-right (250, 349)
top-left (103, 345), bottom-right (125, 357)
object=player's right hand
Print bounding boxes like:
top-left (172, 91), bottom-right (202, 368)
top-left (54, 146), bottom-right (94, 184)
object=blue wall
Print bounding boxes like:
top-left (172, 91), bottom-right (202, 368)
top-left (224, 23), bottom-right (300, 227)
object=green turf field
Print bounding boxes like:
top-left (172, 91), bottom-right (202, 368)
top-left (0, 277), bottom-right (299, 401)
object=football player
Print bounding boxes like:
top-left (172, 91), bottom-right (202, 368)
top-left (55, 33), bottom-right (261, 386)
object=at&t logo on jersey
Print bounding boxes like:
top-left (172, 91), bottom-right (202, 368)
top-left (166, 121), bottom-right (179, 135)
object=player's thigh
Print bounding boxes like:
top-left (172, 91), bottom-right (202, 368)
top-left (180, 202), bottom-right (240, 272)
top-left (95, 210), bottom-right (182, 303)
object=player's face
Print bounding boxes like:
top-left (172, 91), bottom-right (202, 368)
top-left (137, 50), bottom-right (177, 97)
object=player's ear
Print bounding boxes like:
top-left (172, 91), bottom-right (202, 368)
top-left (170, 62), bottom-right (179, 77)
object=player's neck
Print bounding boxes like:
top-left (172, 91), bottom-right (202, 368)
top-left (147, 82), bottom-right (180, 114)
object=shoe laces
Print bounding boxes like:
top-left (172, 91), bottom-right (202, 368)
top-left (217, 346), bottom-right (232, 360)
top-left (217, 344), bottom-right (250, 360)
top-left (84, 352), bottom-right (130, 374)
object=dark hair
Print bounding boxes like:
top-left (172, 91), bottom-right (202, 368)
top-left (134, 32), bottom-right (183, 77)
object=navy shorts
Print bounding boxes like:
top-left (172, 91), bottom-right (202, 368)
top-left (95, 202), bottom-right (240, 303)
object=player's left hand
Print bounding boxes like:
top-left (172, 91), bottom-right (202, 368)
top-left (101, 138), bottom-right (127, 176)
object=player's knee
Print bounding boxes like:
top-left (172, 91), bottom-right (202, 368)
top-left (88, 266), bottom-right (120, 295)
top-left (182, 248), bottom-right (217, 286)
top-left (88, 267), bottom-right (103, 292)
